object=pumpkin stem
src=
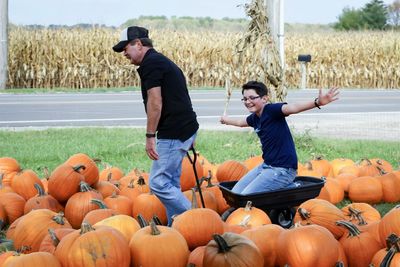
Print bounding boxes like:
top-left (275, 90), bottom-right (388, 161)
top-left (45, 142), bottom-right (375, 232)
top-left (380, 234), bottom-right (399, 267)
top-left (335, 261), bottom-right (345, 267)
top-left (91, 199), bottom-right (108, 209)
top-left (191, 188), bottom-right (199, 209)
top-left (79, 181), bottom-right (92, 192)
top-left (137, 176), bottom-right (146, 186)
top-left (212, 234), bottom-right (232, 253)
top-left (239, 215), bottom-right (251, 226)
top-left (52, 212), bottom-right (67, 225)
top-left (80, 222), bottom-right (95, 234)
top-left (73, 164), bottom-right (86, 172)
top-left (244, 201), bottom-right (253, 212)
top-left (34, 183), bottom-right (46, 196)
top-left (48, 228), bottom-right (61, 247)
top-left (152, 215), bottom-right (163, 225)
top-left (106, 172), bottom-right (112, 181)
top-left (335, 220), bottom-right (361, 237)
top-left (297, 208), bottom-right (311, 220)
top-left (149, 220), bottom-right (161, 236)
top-left (137, 214), bottom-right (148, 228)
top-left (348, 206), bottom-right (367, 225)
top-left (127, 179), bottom-right (135, 189)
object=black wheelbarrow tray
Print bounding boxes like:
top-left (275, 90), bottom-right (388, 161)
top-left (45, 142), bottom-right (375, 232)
top-left (218, 176), bottom-right (325, 228)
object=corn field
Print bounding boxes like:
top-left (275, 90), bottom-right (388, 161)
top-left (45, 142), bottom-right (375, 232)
top-left (7, 27), bottom-right (400, 90)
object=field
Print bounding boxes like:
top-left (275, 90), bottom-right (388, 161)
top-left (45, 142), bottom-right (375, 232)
top-left (7, 27), bottom-right (400, 90)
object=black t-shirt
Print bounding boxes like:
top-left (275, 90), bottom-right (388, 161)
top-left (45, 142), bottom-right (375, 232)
top-left (137, 49), bottom-right (199, 141)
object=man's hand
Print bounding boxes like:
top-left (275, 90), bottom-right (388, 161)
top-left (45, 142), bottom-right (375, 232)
top-left (145, 137), bottom-right (159, 160)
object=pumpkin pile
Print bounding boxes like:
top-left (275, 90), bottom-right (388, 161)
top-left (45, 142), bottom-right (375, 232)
top-left (0, 154), bottom-right (399, 266)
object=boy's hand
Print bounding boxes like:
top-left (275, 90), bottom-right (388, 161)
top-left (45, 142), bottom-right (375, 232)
top-left (318, 87), bottom-right (340, 106)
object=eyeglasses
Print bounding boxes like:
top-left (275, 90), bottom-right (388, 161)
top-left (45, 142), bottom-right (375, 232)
top-left (241, 96), bottom-right (261, 102)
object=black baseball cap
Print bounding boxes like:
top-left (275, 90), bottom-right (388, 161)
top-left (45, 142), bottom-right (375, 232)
top-left (112, 26), bottom-right (149, 52)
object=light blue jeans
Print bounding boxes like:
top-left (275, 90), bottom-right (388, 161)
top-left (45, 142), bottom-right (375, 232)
top-left (149, 132), bottom-right (197, 226)
top-left (231, 163), bottom-right (297, 195)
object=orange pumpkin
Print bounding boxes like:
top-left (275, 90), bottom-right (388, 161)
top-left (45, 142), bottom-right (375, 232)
top-left (330, 158), bottom-right (355, 177)
top-left (225, 201), bottom-right (271, 228)
top-left (172, 207), bottom-right (224, 250)
top-left (54, 223), bottom-right (130, 267)
top-left (203, 232), bottom-right (264, 267)
top-left (13, 209), bottom-right (72, 253)
top-left (64, 182), bottom-right (103, 229)
top-left (130, 221), bottom-right (189, 267)
top-left (187, 245), bottom-right (206, 267)
top-left (348, 176), bottom-right (383, 204)
top-left (39, 228), bottom-right (75, 254)
top-left (99, 165), bottom-right (124, 181)
top-left (0, 192), bottom-right (26, 224)
top-left (371, 233), bottom-right (400, 267)
top-left (293, 198), bottom-right (346, 239)
top-left (243, 155), bottom-right (263, 170)
top-left (379, 205), bottom-right (400, 248)
top-left (337, 220), bottom-right (382, 267)
top-left (81, 199), bottom-right (117, 226)
top-left (0, 157), bottom-right (21, 186)
top-left (94, 214), bottom-right (141, 243)
top-left (180, 156), bottom-right (203, 192)
top-left (277, 224), bottom-right (340, 267)
top-left (24, 183), bottom-right (64, 214)
top-left (341, 202), bottom-right (381, 226)
top-left (241, 224), bottom-right (284, 267)
top-left (216, 160), bottom-right (248, 183)
top-left (131, 191), bottom-right (167, 225)
top-left (310, 156), bottom-right (332, 177)
top-left (65, 153), bottom-right (100, 186)
top-left (11, 169), bottom-right (44, 200)
top-left (2, 251), bottom-right (61, 267)
top-left (317, 177), bottom-right (345, 204)
top-left (48, 164), bottom-right (85, 203)
top-left (104, 193), bottom-right (133, 216)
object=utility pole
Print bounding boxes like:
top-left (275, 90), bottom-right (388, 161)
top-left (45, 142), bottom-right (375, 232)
top-left (0, 0), bottom-right (8, 90)
top-left (266, 0), bottom-right (285, 69)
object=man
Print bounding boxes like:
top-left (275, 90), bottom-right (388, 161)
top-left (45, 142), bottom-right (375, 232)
top-left (113, 26), bottom-right (199, 225)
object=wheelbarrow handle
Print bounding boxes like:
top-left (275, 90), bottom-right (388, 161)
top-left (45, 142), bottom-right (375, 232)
top-left (186, 146), bottom-right (206, 208)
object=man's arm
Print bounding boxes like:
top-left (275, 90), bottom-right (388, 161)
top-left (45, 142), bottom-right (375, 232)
top-left (282, 87), bottom-right (339, 116)
top-left (145, 86), bottom-right (162, 160)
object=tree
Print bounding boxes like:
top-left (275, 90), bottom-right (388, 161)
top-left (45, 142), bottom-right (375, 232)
top-left (388, 0), bottom-right (400, 26)
top-left (361, 0), bottom-right (388, 30)
top-left (334, 7), bottom-right (365, 30)
top-left (334, 0), bottom-right (389, 30)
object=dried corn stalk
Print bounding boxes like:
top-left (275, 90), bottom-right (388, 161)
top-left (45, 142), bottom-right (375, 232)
top-left (236, 0), bottom-right (286, 102)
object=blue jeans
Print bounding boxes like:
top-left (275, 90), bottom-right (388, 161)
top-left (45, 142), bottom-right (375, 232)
top-left (149, 132), bottom-right (197, 226)
top-left (231, 163), bottom-right (297, 195)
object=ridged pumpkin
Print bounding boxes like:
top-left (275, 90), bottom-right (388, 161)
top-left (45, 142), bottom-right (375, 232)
top-left (39, 228), bottom-right (75, 254)
top-left (203, 232), bottom-right (264, 267)
top-left (172, 207), bottom-right (224, 250)
top-left (130, 221), bottom-right (189, 267)
top-left (65, 153), bottom-right (99, 186)
top-left (225, 201), bottom-right (271, 228)
top-left (293, 198), bottom-right (346, 239)
top-left (13, 209), bottom-right (72, 253)
top-left (241, 224), bottom-right (284, 267)
top-left (54, 223), bottom-right (130, 267)
top-left (348, 176), bottom-right (383, 204)
top-left (180, 156), bottom-right (203, 192)
top-left (64, 182), bottom-right (103, 229)
top-left (0, 157), bottom-right (21, 186)
top-left (379, 205), bottom-right (400, 248)
top-left (131, 191), bottom-right (167, 225)
top-left (24, 183), bottom-right (64, 214)
top-left (2, 251), bottom-right (61, 267)
top-left (48, 164), bottom-right (85, 203)
top-left (371, 233), bottom-right (400, 267)
top-left (216, 160), bottom-right (248, 182)
top-left (11, 169), bottom-right (44, 200)
top-left (94, 214), bottom-right (141, 243)
top-left (277, 224), bottom-right (340, 267)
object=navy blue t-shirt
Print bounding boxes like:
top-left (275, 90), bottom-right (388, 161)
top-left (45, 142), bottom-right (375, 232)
top-left (137, 49), bottom-right (199, 141)
top-left (246, 103), bottom-right (298, 169)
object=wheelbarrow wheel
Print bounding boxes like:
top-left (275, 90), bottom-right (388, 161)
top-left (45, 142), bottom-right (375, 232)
top-left (268, 208), bottom-right (296, 228)
top-left (220, 207), bottom-right (236, 222)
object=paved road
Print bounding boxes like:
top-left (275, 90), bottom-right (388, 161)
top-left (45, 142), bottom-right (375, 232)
top-left (0, 89), bottom-right (399, 140)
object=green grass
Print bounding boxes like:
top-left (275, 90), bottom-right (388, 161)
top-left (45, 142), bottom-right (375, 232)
top-left (1, 127), bottom-right (399, 176)
top-left (1, 127), bottom-right (399, 215)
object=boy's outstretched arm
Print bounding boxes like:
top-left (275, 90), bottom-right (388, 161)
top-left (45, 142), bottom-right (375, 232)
top-left (220, 115), bottom-right (249, 127)
top-left (282, 87), bottom-right (340, 116)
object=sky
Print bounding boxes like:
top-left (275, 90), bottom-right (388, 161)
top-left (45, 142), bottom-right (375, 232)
top-left (8, 0), bottom-right (395, 26)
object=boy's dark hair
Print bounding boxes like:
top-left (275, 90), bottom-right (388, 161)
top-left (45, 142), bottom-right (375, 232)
top-left (129, 38), bottom-right (153, 48)
top-left (242, 81), bottom-right (268, 96)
